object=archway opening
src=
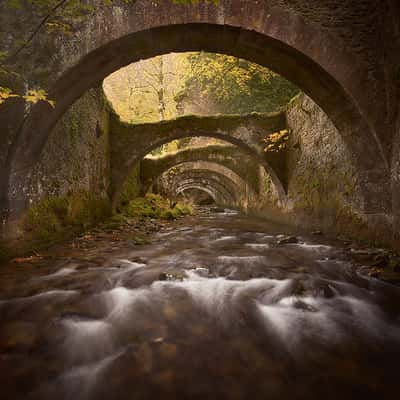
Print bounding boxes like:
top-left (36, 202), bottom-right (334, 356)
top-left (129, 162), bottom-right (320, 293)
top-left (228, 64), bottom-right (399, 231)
top-left (6, 22), bottom-right (388, 228)
top-left (178, 188), bottom-right (216, 206)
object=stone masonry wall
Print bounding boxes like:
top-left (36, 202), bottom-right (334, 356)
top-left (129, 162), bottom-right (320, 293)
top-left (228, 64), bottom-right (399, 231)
top-left (256, 94), bottom-right (396, 248)
top-left (285, 94), bottom-right (362, 231)
top-left (27, 88), bottom-right (111, 204)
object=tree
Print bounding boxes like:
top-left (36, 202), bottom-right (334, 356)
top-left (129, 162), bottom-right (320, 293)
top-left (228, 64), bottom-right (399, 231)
top-left (0, 0), bottom-right (217, 106)
top-left (104, 53), bottom-right (191, 123)
top-left (175, 52), bottom-right (299, 115)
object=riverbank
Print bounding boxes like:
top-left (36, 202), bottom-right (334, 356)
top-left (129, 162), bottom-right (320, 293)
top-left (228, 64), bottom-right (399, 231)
top-left (0, 194), bottom-right (192, 266)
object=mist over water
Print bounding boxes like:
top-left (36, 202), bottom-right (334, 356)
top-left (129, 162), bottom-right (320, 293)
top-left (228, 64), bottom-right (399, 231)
top-left (1, 210), bottom-right (399, 400)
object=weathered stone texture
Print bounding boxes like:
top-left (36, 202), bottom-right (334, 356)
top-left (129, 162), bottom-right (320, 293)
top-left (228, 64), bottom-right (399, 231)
top-left (26, 88), bottom-right (110, 205)
top-left (140, 145), bottom-right (262, 194)
top-left (156, 165), bottom-right (245, 207)
top-left (283, 94), bottom-right (394, 246)
top-left (109, 111), bottom-right (287, 205)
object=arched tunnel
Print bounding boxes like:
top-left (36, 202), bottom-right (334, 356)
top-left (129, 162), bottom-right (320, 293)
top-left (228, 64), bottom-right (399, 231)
top-left (0, 1), bottom-right (399, 399)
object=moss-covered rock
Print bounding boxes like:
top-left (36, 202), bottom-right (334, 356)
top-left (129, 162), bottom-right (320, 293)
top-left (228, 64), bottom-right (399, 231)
top-left (121, 194), bottom-right (192, 220)
top-left (21, 191), bottom-right (111, 249)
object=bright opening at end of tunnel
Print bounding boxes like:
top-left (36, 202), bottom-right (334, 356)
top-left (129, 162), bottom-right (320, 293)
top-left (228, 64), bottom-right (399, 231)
top-left (102, 52), bottom-right (299, 124)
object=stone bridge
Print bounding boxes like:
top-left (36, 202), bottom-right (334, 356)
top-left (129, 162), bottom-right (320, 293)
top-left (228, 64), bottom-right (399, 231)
top-left (0, 0), bottom-right (398, 245)
top-left (109, 112), bottom-right (287, 205)
top-left (140, 144), bottom-right (263, 197)
top-left (154, 161), bottom-right (256, 208)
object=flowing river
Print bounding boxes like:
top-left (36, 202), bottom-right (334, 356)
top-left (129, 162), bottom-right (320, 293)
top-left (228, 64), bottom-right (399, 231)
top-left (1, 209), bottom-right (399, 399)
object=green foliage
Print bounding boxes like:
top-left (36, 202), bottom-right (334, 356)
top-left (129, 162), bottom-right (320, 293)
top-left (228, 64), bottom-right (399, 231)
top-left (263, 129), bottom-right (289, 153)
top-left (105, 51), bottom-right (298, 123)
top-left (120, 163), bottom-right (142, 203)
top-left (22, 191), bottom-right (111, 246)
top-left (176, 52), bottom-right (299, 114)
top-left (0, 86), bottom-right (19, 104)
top-left (121, 194), bottom-right (192, 220)
top-left (23, 89), bottom-right (55, 107)
top-left (1, 0), bottom-right (216, 107)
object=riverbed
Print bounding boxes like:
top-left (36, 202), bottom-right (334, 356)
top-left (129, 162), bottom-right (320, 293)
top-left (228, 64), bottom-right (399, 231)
top-left (1, 209), bottom-right (399, 399)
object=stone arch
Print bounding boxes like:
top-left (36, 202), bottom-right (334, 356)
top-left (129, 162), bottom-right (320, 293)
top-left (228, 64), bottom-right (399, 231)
top-left (156, 160), bottom-right (255, 206)
top-left (177, 183), bottom-right (232, 206)
top-left (178, 187), bottom-right (218, 204)
top-left (4, 0), bottom-right (390, 225)
top-left (140, 145), bottom-right (263, 196)
top-left (111, 125), bottom-right (287, 208)
top-left (157, 166), bottom-right (241, 206)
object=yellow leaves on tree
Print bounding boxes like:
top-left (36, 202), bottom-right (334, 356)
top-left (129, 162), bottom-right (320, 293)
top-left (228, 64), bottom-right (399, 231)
top-left (23, 89), bottom-right (55, 107)
top-left (263, 129), bottom-right (289, 153)
top-left (0, 88), bottom-right (55, 107)
top-left (0, 87), bottom-right (19, 105)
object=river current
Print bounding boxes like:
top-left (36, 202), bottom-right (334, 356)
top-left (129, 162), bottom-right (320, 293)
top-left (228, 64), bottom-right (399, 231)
top-left (1, 209), bottom-right (399, 399)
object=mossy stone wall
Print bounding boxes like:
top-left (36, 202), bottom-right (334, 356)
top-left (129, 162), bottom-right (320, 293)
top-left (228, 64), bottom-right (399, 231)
top-left (28, 87), bottom-right (111, 202)
top-left (255, 94), bottom-right (396, 248)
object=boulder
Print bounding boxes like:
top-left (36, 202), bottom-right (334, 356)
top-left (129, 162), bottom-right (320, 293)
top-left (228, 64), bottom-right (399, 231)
top-left (278, 236), bottom-right (299, 245)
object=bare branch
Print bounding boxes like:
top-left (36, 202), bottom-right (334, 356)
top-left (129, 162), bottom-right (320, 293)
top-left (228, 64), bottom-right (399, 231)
top-left (5, 0), bottom-right (71, 64)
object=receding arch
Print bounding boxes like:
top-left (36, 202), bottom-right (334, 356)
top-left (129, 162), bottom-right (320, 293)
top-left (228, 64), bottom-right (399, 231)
top-left (141, 147), bottom-right (261, 195)
top-left (155, 164), bottom-right (246, 207)
top-left (177, 184), bottom-right (229, 205)
top-left (111, 128), bottom-right (287, 208)
top-left (156, 160), bottom-right (254, 199)
top-left (5, 9), bottom-right (390, 223)
top-left (14, 22), bottom-right (386, 168)
top-left (178, 187), bottom-right (217, 205)
top-left (171, 176), bottom-right (237, 206)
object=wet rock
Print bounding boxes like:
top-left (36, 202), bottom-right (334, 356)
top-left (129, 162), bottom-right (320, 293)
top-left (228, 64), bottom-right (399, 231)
top-left (371, 252), bottom-right (390, 267)
top-left (127, 256), bottom-right (147, 264)
top-left (379, 270), bottom-right (400, 284)
top-left (278, 236), bottom-right (299, 245)
top-left (312, 231), bottom-right (323, 236)
top-left (192, 267), bottom-right (210, 277)
top-left (368, 269), bottom-right (381, 278)
top-left (211, 207), bottom-right (225, 213)
top-left (158, 272), bottom-right (169, 281)
top-left (293, 281), bottom-right (306, 296)
top-left (158, 272), bottom-right (185, 281)
top-left (321, 284), bottom-right (336, 298)
top-left (350, 248), bottom-right (383, 263)
top-left (293, 266), bottom-right (308, 274)
top-left (293, 300), bottom-right (318, 312)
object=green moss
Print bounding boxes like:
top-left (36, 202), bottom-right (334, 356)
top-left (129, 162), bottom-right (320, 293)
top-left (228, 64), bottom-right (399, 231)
top-left (121, 194), bottom-right (192, 220)
top-left (21, 191), bottom-right (111, 249)
top-left (120, 163), bottom-right (142, 203)
top-left (129, 233), bottom-right (150, 245)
